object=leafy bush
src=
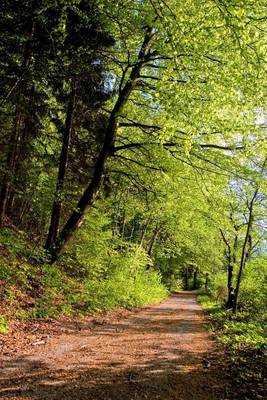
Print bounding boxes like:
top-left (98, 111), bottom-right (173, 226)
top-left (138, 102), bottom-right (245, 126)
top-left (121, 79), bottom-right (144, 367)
top-left (198, 293), bottom-right (266, 351)
top-left (237, 258), bottom-right (267, 315)
top-left (84, 246), bottom-right (168, 311)
top-left (0, 221), bottom-right (168, 321)
top-left (207, 271), bottom-right (228, 303)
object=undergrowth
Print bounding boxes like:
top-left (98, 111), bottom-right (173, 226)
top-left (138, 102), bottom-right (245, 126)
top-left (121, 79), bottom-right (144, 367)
top-left (0, 315), bottom-right (9, 333)
top-left (198, 291), bottom-right (266, 400)
top-left (198, 292), bottom-right (266, 351)
top-left (0, 225), bottom-right (168, 331)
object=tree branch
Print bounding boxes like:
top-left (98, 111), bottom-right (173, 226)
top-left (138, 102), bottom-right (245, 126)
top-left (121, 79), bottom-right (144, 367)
top-left (114, 154), bottom-right (163, 171)
top-left (119, 122), bottom-right (161, 130)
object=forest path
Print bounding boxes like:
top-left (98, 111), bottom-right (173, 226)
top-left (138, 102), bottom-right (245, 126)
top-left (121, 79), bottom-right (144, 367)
top-left (0, 292), bottom-right (230, 400)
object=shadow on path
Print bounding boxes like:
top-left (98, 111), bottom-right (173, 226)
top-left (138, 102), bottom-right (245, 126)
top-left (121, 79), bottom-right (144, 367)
top-left (0, 292), bottom-right (230, 400)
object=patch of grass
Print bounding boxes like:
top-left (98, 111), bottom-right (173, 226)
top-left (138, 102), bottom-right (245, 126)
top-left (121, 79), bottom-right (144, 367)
top-left (0, 315), bottom-right (9, 333)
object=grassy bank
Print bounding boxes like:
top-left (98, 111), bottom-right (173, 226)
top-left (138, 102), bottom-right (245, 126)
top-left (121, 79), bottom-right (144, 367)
top-left (0, 227), bottom-right (168, 333)
top-left (198, 292), bottom-right (266, 399)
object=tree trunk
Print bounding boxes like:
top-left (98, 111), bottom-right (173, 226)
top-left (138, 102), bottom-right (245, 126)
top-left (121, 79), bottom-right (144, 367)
top-left (245, 234), bottom-right (253, 262)
top-left (0, 21), bottom-right (35, 226)
top-left (233, 189), bottom-right (258, 312)
top-left (226, 239), bottom-right (236, 309)
top-left (226, 264), bottom-right (235, 308)
top-left (0, 110), bottom-right (23, 225)
top-left (6, 190), bottom-right (15, 214)
top-left (139, 214), bottom-right (152, 247)
top-left (205, 272), bottom-right (209, 290)
top-left (120, 209), bottom-right (126, 242)
top-left (129, 220), bottom-right (136, 241)
top-left (193, 269), bottom-right (197, 290)
top-left (220, 228), bottom-right (236, 309)
top-left (47, 28), bottom-right (155, 261)
top-left (45, 78), bottom-right (77, 249)
top-left (185, 268), bottom-right (189, 290)
top-left (147, 225), bottom-right (161, 257)
top-left (6, 85), bottom-right (35, 222)
top-left (226, 233), bottom-right (238, 308)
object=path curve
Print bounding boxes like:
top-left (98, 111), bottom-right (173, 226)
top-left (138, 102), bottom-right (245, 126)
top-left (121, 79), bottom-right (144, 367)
top-left (0, 292), bottom-right (230, 399)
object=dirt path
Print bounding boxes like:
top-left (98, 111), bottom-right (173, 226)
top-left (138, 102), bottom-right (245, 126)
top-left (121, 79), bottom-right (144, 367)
top-left (0, 292), bottom-right (230, 400)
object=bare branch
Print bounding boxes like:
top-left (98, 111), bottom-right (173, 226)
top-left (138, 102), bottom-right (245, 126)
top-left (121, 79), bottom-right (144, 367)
top-left (114, 154), bottom-right (163, 171)
top-left (119, 122), bottom-right (161, 130)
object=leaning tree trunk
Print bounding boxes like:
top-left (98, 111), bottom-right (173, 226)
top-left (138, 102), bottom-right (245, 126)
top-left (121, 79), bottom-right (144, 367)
top-left (147, 225), bottom-right (161, 257)
top-left (47, 28), bottom-right (156, 262)
top-left (45, 78), bottom-right (77, 249)
top-left (145, 224), bottom-right (161, 270)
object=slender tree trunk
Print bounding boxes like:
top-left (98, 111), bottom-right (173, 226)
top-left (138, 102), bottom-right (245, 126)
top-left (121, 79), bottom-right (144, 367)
top-left (129, 220), bottom-right (135, 241)
top-left (6, 85), bottom-right (35, 221)
top-left (226, 263), bottom-right (235, 308)
top-left (205, 272), bottom-right (209, 291)
top-left (225, 234), bottom-right (238, 308)
top-left (120, 209), bottom-right (126, 242)
top-left (47, 28), bottom-right (155, 261)
top-left (0, 21), bottom-right (35, 226)
top-left (6, 190), bottom-right (15, 214)
top-left (0, 110), bottom-right (23, 225)
top-left (139, 214), bottom-right (152, 247)
top-left (193, 269), bottom-right (197, 290)
top-left (45, 78), bottom-right (77, 249)
top-left (18, 199), bottom-right (30, 225)
top-left (245, 234), bottom-right (253, 262)
top-left (111, 179), bottom-right (122, 236)
top-left (233, 189), bottom-right (258, 312)
top-left (220, 228), bottom-right (236, 309)
top-left (185, 268), bottom-right (189, 290)
top-left (147, 225), bottom-right (161, 257)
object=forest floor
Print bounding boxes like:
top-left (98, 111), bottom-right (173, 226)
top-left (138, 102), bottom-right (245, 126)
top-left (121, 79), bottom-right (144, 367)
top-left (0, 292), bottom-right (232, 400)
